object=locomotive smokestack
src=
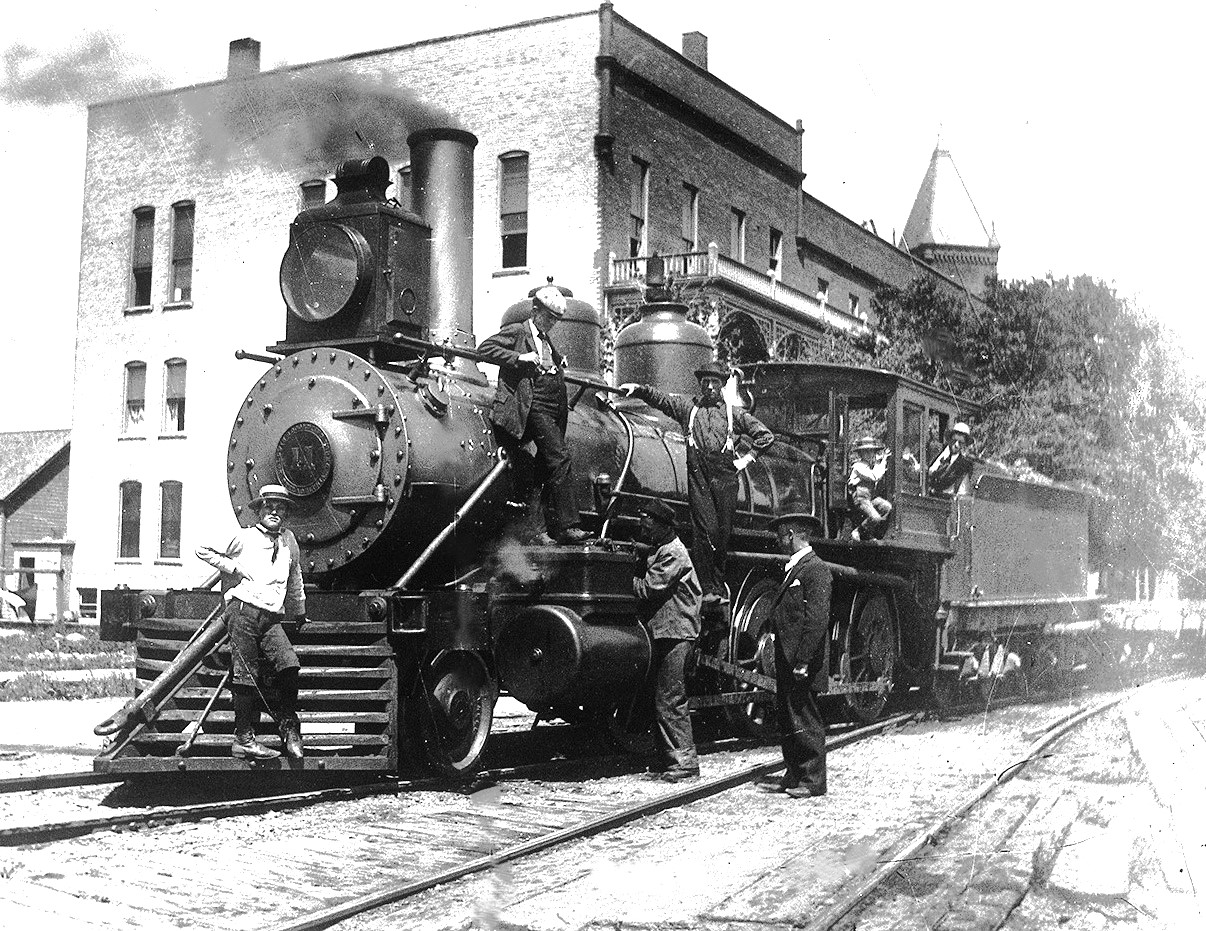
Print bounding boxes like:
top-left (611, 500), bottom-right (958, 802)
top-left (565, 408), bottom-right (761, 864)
top-left (409, 128), bottom-right (478, 355)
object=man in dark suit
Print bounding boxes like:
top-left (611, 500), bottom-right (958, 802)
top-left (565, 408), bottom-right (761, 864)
top-left (477, 285), bottom-right (590, 545)
top-left (759, 511), bottom-right (832, 798)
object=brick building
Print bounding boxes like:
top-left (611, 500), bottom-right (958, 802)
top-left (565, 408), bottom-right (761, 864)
top-left (0, 430), bottom-right (71, 622)
top-left (67, 3), bottom-right (986, 605)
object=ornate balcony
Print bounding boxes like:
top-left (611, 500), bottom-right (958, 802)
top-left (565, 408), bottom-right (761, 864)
top-left (607, 243), bottom-right (873, 339)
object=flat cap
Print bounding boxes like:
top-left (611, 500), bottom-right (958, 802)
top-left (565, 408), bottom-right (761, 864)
top-left (636, 498), bottom-right (677, 526)
top-left (532, 285), bottom-right (567, 317)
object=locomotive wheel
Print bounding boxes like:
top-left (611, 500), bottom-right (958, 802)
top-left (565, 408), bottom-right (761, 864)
top-left (842, 588), bottom-right (896, 723)
top-left (404, 653), bottom-right (497, 778)
top-left (721, 580), bottom-right (780, 739)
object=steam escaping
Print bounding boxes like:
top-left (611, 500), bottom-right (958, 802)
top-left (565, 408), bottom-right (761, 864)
top-left (1, 32), bottom-right (166, 106)
top-left (188, 68), bottom-right (461, 170)
top-left (489, 538), bottom-right (542, 588)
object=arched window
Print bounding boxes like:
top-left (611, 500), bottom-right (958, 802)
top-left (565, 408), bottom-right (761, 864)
top-left (119, 480), bottom-right (142, 558)
top-left (131, 206), bottom-right (155, 308)
top-left (163, 359), bottom-right (186, 432)
top-left (123, 361), bottom-right (147, 434)
top-left (169, 201), bottom-right (195, 304)
top-left (159, 481), bottom-right (183, 559)
top-left (499, 152), bottom-right (529, 268)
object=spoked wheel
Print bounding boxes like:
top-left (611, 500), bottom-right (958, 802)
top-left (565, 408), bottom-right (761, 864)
top-left (842, 587), bottom-right (897, 723)
top-left (720, 580), bottom-right (779, 739)
top-left (404, 652), bottom-right (497, 778)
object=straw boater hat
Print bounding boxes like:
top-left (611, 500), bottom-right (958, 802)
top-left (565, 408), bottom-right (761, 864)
top-left (950, 422), bottom-right (972, 439)
top-left (636, 498), bottom-right (677, 527)
top-left (851, 435), bottom-right (885, 453)
top-left (250, 484), bottom-right (295, 509)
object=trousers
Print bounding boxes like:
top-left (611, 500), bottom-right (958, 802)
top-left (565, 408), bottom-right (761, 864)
top-left (226, 599), bottom-right (299, 687)
top-left (773, 637), bottom-right (826, 791)
top-left (653, 638), bottom-right (698, 771)
top-left (687, 452), bottom-right (738, 596)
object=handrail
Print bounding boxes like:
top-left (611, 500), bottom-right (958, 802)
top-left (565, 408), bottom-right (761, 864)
top-left (599, 399), bottom-right (637, 540)
top-left (394, 456), bottom-right (511, 590)
top-left (94, 572), bottom-right (224, 739)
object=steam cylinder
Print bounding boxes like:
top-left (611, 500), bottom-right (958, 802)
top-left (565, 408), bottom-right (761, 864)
top-left (614, 301), bottom-right (713, 396)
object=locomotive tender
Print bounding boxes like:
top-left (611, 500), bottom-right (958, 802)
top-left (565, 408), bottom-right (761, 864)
top-left (94, 127), bottom-right (1102, 777)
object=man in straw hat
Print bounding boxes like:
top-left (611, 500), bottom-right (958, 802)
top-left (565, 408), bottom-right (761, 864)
top-left (632, 498), bottom-right (703, 782)
top-left (478, 283), bottom-right (592, 545)
top-left (620, 360), bottom-right (774, 604)
top-left (196, 484), bottom-right (307, 760)
top-left (847, 435), bottom-right (892, 541)
top-left (757, 510), bottom-right (831, 798)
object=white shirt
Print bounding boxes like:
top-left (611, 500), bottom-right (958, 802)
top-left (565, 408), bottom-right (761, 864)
top-left (196, 524), bottom-right (306, 617)
top-left (784, 543), bottom-right (814, 575)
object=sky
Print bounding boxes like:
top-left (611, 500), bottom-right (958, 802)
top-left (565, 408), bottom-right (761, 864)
top-left (1, 0), bottom-right (1202, 433)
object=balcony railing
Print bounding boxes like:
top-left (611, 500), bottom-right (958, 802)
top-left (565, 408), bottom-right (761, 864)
top-left (608, 244), bottom-right (872, 337)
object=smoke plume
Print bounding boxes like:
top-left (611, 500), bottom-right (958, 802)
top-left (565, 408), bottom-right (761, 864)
top-left (1, 32), bottom-right (166, 106)
top-left (189, 68), bottom-right (461, 171)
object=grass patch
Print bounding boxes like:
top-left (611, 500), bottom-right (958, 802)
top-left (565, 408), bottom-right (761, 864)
top-left (0, 671), bottom-right (134, 702)
top-left (0, 623), bottom-right (133, 673)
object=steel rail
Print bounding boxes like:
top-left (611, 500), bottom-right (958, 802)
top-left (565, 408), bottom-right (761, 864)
top-left (0, 771), bottom-right (123, 794)
top-left (800, 690), bottom-right (1132, 931)
top-left (264, 712), bottom-right (922, 931)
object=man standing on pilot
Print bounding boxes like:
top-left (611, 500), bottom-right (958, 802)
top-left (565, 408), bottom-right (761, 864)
top-left (478, 284), bottom-right (592, 545)
top-left (196, 484), bottom-right (307, 761)
top-left (621, 361), bottom-right (774, 605)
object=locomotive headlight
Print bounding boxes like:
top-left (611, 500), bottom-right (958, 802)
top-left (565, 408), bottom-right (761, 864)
top-left (280, 222), bottom-right (372, 322)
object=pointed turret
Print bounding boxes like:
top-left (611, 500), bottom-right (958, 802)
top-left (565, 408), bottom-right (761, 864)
top-left (900, 146), bottom-right (999, 298)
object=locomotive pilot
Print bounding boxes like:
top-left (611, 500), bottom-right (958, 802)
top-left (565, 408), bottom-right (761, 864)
top-left (632, 498), bottom-right (703, 782)
top-left (478, 285), bottom-right (592, 546)
top-left (196, 484), bottom-right (307, 761)
top-left (620, 361), bottom-right (774, 604)
top-left (756, 510), bottom-right (831, 798)
top-left (847, 435), bottom-right (892, 541)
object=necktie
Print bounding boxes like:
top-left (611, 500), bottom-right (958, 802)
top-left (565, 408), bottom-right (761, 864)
top-left (538, 332), bottom-right (553, 368)
top-left (266, 531), bottom-right (280, 562)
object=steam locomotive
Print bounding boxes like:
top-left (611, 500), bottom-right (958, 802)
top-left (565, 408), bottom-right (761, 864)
top-left (94, 128), bottom-right (1113, 778)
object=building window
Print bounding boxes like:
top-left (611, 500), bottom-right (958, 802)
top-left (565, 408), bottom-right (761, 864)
top-left (768, 227), bottom-right (783, 281)
top-left (123, 361), bottom-right (146, 433)
top-left (300, 179), bottom-right (327, 208)
top-left (630, 157), bottom-right (649, 258)
top-left (681, 183), bottom-right (699, 252)
top-left (159, 480), bottom-right (183, 559)
top-left (77, 587), bottom-right (99, 620)
top-left (169, 201), bottom-right (194, 303)
top-left (849, 294), bottom-right (861, 317)
top-left (163, 359), bottom-right (186, 432)
top-left (119, 480), bottom-right (142, 558)
top-left (729, 208), bottom-right (746, 262)
top-left (499, 152), bottom-right (529, 268)
top-left (131, 206), bottom-right (155, 308)
top-left (817, 278), bottom-right (830, 303)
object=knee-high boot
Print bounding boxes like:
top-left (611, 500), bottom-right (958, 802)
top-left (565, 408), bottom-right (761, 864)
top-left (273, 668), bottom-right (304, 760)
top-left (231, 686), bottom-right (279, 760)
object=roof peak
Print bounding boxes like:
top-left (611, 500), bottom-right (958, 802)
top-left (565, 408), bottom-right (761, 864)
top-left (900, 146), bottom-right (994, 252)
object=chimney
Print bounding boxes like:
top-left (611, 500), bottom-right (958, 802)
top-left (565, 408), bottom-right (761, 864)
top-left (227, 38), bottom-right (261, 79)
top-left (682, 32), bottom-right (708, 70)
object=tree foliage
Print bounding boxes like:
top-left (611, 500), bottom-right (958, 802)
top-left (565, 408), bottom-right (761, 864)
top-left (804, 274), bottom-right (1206, 578)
